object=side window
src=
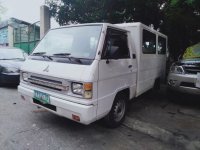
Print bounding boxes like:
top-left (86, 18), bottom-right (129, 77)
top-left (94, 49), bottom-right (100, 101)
top-left (142, 30), bottom-right (156, 54)
top-left (102, 29), bottom-right (130, 59)
top-left (158, 36), bottom-right (166, 54)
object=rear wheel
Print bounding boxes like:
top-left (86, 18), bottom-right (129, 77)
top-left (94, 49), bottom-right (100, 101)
top-left (104, 94), bottom-right (127, 128)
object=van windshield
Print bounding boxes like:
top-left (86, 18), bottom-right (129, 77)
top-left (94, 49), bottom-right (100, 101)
top-left (182, 43), bottom-right (200, 60)
top-left (32, 25), bottom-right (102, 60)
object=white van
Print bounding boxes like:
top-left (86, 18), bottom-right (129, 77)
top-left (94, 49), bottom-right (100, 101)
top-left (18, 23), bottom-right (167, 127)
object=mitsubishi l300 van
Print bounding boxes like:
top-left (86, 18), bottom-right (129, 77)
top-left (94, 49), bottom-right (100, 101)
top-left (18, 23), bottom-right (167, 127)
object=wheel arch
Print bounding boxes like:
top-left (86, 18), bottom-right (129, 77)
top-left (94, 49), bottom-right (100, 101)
top-left (115, 88), bottom-right (130, 100)
top-left (109, 87), bottom-right (130, 113)
top-left (104, 87), bottom-right (130, 128)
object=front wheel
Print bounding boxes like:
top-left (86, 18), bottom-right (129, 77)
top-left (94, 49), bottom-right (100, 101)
top-left (104, 94), bottom-right (127, 128)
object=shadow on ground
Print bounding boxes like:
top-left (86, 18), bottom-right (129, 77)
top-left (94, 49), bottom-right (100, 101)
top-left (127, 86), bottom-right (200, 142)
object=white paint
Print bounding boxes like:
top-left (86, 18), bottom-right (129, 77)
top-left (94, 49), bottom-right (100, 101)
top-left (18, 23), bottom-right (167, 125)
top-left (117, 23), bottom-right (167, 96)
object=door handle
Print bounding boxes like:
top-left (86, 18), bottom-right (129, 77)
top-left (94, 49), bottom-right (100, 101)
top-left (128, 65), bottom-right (133, 68)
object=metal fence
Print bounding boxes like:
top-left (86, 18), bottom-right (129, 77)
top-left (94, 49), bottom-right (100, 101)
top-left (14, 22), bottom-right (40, 54)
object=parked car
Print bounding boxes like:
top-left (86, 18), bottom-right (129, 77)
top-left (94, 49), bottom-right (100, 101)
top-left (0, 47), bottom-right (26, 85)
top-left (18, 23), bottom-right (167, 127)
top-left (168, 43), bottom-right (200, 95)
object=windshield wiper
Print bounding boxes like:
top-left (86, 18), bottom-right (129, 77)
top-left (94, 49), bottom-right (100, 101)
top-left (52, 53), bottom-right (72, 62)
top-left (52, 53), bottom-right (83, 64)
top-left (53, 53), bottom-right (71, 56)
top-left (11, 58), bottom-right (25, 60)
top-left (42, 55), bottom-right (53, 61)
top-left (70, 57), bottom-right (83, 64)
top-left (0, 58), bottom-right (10, 60)
top-left (32, 52), bottom-right (46, 56)
top-left (0, 58), bottom-right (24, 60)
top-left (31, 52), bottom-right (53, 61)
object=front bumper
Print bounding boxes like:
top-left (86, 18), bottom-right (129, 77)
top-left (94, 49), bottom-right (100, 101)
top-left (0, 73), bottom-right (20, 85)
top-left (168, 73), bottom-right (200, 95)
top-left (18, 84), bottom-right (97, 125)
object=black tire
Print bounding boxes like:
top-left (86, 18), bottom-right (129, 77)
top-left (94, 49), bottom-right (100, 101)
top-left (104, 93), bottom-right (127, 128)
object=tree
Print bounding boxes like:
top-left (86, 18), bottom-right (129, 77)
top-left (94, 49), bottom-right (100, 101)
top-left (46, 0), bottom-right (165, 28)
top-left (46, 0), bottom-right (200, 59)
top-left (0, 1), bottom-right (6, 21)
top-left (162, 0), bottom-right (200, 58)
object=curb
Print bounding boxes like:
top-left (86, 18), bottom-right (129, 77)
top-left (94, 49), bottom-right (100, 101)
top-left (123, 117), bottom-right (200, 150)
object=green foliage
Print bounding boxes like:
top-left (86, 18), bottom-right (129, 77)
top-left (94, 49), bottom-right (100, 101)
top-left (46, 0), bottom-right (165, 28)
top-left (183, 43), bottom-right (200, 59)
top-left (163, 0), bottom-right (200, 58)
top-left (170, 0), bottom-right (197, 6)
top-left (46, 0), bottom-right (200, 59)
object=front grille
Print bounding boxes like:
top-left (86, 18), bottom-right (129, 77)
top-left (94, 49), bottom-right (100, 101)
top-left (184, 65), bottom-right (200, 74)
top-left (180, 82), bottom-right (196, 88)
top-left (27, 74), bottom-right (69, 92)
top-left (33, 99), bottom-right (56, 111)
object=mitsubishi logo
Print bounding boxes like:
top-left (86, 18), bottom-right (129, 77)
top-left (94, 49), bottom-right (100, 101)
top-left (43, 65), bottom-right (49, 72)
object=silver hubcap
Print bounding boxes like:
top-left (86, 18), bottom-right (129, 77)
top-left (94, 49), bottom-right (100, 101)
top-left (113, 99), bottom-right (125, 122)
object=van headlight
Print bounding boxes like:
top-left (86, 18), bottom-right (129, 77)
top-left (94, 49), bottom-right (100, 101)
top-left (71, 82), bottom-right (93, 99)
top-left (170, 65), bottom-right (185, 74)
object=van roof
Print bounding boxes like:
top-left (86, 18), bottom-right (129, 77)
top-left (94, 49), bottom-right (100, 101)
top-left (117, 22), bottom-right (167, 38)
top-left (51, 23), bottom-right (129, 32)
top-left (51, 22), bottom-right (167, 37)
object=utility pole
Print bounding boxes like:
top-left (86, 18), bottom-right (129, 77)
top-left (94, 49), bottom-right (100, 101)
top-left (40, 5), bottom-right (50, 39)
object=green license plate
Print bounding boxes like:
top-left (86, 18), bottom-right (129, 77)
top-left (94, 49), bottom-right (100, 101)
top-left (34, 90), bottom-right (50, 104)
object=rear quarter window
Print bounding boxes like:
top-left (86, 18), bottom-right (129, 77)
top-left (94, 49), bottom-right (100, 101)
top-left (158, 36), bottom-right (166, 54)
top-left (142, 30), bottom-right (156, 54)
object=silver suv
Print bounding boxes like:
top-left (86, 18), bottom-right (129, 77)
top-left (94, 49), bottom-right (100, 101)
top-left (168, 43), bottom-right (200, 95)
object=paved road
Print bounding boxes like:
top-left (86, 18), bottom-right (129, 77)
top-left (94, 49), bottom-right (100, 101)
top-left (126, 87), bottom-right (200, 150)
top-left (0, 87), bottom-right (177, 150)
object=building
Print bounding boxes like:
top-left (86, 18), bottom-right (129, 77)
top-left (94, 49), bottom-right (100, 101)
top-left (0, 18), bottom-right (14, 46)
top-left (0, 18), bottom-right (40, 53)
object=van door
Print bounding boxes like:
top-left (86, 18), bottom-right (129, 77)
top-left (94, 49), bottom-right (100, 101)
top-left (97, 28), bottom-right (137, 118)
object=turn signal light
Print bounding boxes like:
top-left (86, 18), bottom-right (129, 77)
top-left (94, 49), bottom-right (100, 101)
top-left (84, 83), bottom-right (93, 91)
